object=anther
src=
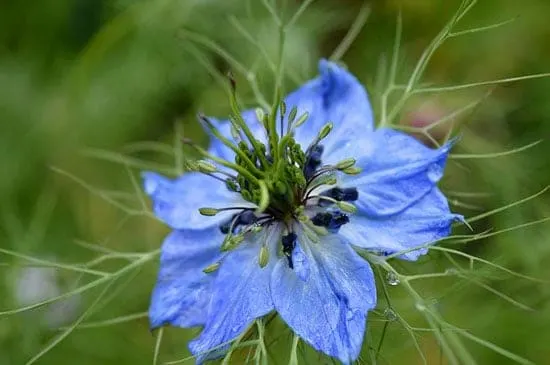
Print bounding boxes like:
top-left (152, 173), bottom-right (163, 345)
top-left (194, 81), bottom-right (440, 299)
top-left (196, 160), bottom-right (217, 173)
top-left (317, 122), bottom-right (333, 141)
top-left (311, 211), bottom-right (350, 231)
top-left (258, 244), bottom-right (269, 268)
top-left (337, 201), bottom-right (357, 214)
top-left (335, 158), bottom-right (356, 170)
top-left (342, 166), bottom-right (362, 175)
top-left (199, 207), bottom-right (219, 216)
top-left (203, 262), bottom-right (221, 274)
top-left (293, 111), bottom-right (309, 129)
top-left (329, 212), bottom-right (350, 230)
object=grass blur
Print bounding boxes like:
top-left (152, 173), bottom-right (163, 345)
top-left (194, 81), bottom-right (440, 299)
top-left (1, 0), bottom-right (550, 364)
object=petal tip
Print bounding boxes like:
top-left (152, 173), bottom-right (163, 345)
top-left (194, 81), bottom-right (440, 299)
top-left (142, 171), bottom-right (165, 195)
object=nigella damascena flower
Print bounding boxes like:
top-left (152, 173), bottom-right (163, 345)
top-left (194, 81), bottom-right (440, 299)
top-left (143, 60), bottom-right (461, 364)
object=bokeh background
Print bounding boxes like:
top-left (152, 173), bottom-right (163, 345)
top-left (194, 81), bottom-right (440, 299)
top-left (1, 0), bottom-right (549, 364)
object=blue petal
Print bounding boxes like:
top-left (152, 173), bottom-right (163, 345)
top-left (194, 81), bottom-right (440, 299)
top-left (271, 233), bottom-right (376, 363)
top-left (292, 242), bottom-right (310, 282)
top-left (332, 128), bottom-right (453, 217)
top-left (188, 229), bottom-right (277, 362)
top-left (339, 188), bottom-right (462, 261)
top-left (142, 171), bottom-right (253, 230)
top-left (287, 60), bottom-right (374, 152)
top-left (149, 228), bottom-right (224, 329)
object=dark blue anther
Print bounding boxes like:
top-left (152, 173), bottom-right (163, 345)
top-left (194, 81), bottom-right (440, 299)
top-left (304, 144), bottom-right (324, 180)
top-left (219, 211), bottom-right (257, 234)
top-left (311, 211), bottom-right (349, 232)
top-left (237, 210), bottom-right (257, 225)
top-left (282, 232), bottom-right (297, 269)
top-left (328, 211), bottom-right (349, 230)
top-left (311, 212), bottom-right (332, 227)
top-left (321, 187), bottom-right (359, 202)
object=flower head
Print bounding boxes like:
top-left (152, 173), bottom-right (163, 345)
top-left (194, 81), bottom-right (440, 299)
top-left (143, 60), bottom-right (461, 364)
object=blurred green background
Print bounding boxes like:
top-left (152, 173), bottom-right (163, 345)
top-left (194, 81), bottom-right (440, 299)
top-left (1, 0), bottom-right (550, 364)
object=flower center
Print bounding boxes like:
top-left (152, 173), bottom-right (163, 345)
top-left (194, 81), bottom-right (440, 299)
top-left (184, 86), bottom-right (362, 269)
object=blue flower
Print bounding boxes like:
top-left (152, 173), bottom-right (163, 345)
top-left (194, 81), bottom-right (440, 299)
top-left (143, 60), bottom-right (461, 364)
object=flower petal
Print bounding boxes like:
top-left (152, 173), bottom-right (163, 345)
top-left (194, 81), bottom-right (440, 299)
top-left (188, 227), bottom-right (279, 362)
top-left (287, 60), bottom-right (374, 152)
top-left (292, 242), bottom-right (310, 282)
top-left (143, 171), bottom-right (252, 230)
top-left (332, 128), bottom-right (453, 217)
top-left (271, 233), bottom-right (376, 363)
top-left (340, 188), bottom-right (462, 261)
top-left (149, 228), bottom-right (224, 329)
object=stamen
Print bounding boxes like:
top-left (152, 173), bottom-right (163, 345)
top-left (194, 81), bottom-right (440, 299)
top-left (182, 138), bottom-right (261, 185)
top-left (311, 212), bottom-right (332, 227)
top-left (304, 144), bottom-right (324, 180)
top-left (311, 211), bottom-right (350, 231)
top-left (303, 174), bottom-right (337, 201)
top-left (288, 110), bottom-right (308, 135)
top-left (322, 187), bottom-right (359, 202)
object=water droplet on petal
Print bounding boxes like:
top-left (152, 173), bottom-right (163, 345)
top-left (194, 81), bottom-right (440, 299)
top-left (346, 309), bottom-right (355, 321)
top-left (386, 272), bottom-right (400, 286)
top-left (232, 325), bottom-right (241, 333)
top-left (427, 163), bottom-right (442, 182)
top-left (383, 308), bottom-right (397, 322)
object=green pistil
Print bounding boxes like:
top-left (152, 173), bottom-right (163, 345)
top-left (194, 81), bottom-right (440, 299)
top-left (267, 90), bottom-right (282, 163)
top-left (228, 77), bottom-right (270, 168)
top-left (199, 114), bottom-right (264, 177)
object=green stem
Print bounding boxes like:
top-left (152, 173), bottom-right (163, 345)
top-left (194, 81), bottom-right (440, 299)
top-left (201, 116), bottom-right (265, 176)
top-left (228, 92), bottom-right (270, 168)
